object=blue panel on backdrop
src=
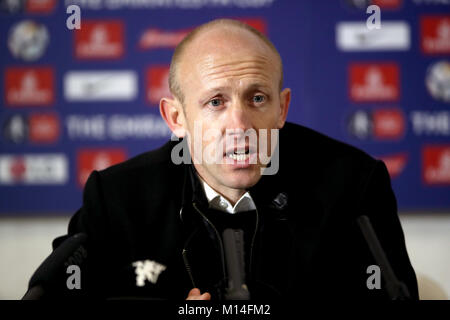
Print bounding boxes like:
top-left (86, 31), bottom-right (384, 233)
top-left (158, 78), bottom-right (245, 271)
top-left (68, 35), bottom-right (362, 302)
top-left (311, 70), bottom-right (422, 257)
top-left (0, 0), bottom-right (449, 215)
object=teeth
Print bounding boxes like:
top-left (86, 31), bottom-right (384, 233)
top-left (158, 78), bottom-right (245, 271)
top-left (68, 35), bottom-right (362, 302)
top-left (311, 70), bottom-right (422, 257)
top-left (228, 153), bottom-right (250, 161)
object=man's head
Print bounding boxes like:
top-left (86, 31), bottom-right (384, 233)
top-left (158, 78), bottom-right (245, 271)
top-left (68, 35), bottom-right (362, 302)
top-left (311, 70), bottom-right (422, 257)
top-left (168, 19), bottom-right (284, 104)
top-left (160, 19), bottom-right (291, 203)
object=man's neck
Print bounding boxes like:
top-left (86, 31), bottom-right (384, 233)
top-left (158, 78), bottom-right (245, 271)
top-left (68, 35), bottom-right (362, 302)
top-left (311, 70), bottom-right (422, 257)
top-left (194, 170), bottom-right (245, 206)
top-left (213, 187), bottom-right (245, 207)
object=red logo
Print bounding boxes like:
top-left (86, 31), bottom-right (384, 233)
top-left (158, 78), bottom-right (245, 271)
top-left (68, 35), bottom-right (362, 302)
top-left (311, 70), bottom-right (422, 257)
top-left (372, 0), bottom-right (402, 9)
top-left (10, 157), bottom-right (27, 182)
top-left (29, 113), bottom-right (59, 144)
top-left (5, 67), bottom-right (54, 106)
top-left (349, 63), bottom-right (399, 102)
top-left (423, 145), bottom-right (450, 185)
top-left (139, 28), bottom-right (191, 50)
top-left (421, 16), bottom-right (450, 55)
top-left (373, 109), bottom-right (405, 140)
top-left (146, 66), bottom-right (171, 105)
top-left (26, 0), bottom-right (57, 13)
top-left (237, 18), bottom-right (267, 34)
top-left (77, 149), bottom-right (127, 187)
top-left (377, 153), bottom-right (408, 179)
top-left (75, 20), bottom-right (124, 59)
top-left (138, 18), bottom-right (266, 51)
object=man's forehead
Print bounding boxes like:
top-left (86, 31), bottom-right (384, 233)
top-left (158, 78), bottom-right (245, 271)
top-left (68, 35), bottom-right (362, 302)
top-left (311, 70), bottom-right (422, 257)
top-left (182, 27), bottom-right (277, 70)
top-left (181, 43), bottom-right (278, 91)
top-left (189, 25), bottom-right (271, 52)
top-left (196, 53), bottom-right (274, 80)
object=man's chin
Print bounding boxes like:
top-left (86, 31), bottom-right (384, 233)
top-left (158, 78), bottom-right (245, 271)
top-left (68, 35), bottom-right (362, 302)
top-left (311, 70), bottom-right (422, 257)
top-left (221, 169), bottom-right (261, 190)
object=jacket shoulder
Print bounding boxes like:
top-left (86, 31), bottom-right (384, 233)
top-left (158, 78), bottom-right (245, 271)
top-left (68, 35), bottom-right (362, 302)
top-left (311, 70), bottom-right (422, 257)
top-left (282, 122), bottom-right (377, 167)
top-left (82, 140), bottom-right (184, 215)
top-left (98, 140), bottom-right (176, 179)
top-left (279, 122), bottom-right (384, 205)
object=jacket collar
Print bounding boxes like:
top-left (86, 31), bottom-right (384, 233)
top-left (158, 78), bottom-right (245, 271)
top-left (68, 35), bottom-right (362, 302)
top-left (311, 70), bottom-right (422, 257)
top-left (179, 159), bottom-right (288, 224)
top-left (179, 150), bottom-right (208, 223)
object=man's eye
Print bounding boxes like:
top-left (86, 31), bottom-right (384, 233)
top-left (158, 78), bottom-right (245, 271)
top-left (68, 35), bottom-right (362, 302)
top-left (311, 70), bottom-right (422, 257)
top-left (253, 95), bottom-right (265, 104)
top-left (208, 98), bottom-right (222, 107)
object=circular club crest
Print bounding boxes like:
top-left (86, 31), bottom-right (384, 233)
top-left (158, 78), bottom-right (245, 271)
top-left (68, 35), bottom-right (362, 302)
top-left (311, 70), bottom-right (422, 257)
top-left (2, 114), bottom-right (28, 144)
top-left (8, 20), bottom-right (49, 62)
top-left (425, 60), bottom-right (450, 103)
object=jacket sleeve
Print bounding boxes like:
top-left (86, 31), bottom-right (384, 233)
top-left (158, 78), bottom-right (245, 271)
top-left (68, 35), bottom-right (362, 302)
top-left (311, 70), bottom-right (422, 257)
top-left (67, 170), bottom-right (108, 241)
top-left (359, 160), bottom-right (419, 300)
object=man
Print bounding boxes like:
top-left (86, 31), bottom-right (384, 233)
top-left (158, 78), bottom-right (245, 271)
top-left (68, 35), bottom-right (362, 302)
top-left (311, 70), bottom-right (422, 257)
top-left (49, 19), bottom-right (418, 300)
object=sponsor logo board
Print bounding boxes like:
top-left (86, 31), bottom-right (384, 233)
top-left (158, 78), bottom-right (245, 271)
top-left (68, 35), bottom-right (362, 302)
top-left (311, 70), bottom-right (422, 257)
top-left (347, 108), bottom-right (405, 140)
top-left (75, 20), bottom-right (124, 59)
top-left (77, 149), bottom-right (127, 186)
top-left (5, 67), bottom-right (54, 106)
top-left (421, 16), bottom-right (450, 55)
top-left (336, 22), bottom-right (410, 51)
top-left (0, 154), bottom-right (68, 184)
top-left (64, 71), bottom-right (137, 101)
top-left (349, 63), bottom-right (400, 102)
top-left (423, 145), bottom-right (450, 185)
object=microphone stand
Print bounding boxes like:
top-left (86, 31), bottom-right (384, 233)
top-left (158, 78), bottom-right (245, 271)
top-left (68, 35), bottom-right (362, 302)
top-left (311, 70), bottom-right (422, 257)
top-left (222, 228), bottom-right (251, 300)
top-left (357, 215), bottom-right (411, 300)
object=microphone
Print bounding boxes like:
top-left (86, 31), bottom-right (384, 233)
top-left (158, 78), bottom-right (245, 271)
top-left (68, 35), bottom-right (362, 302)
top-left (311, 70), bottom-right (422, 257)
top-left (22, 233), bottom-right (88, 300)
top-left (222, 228), bottom-right (250, 300)
top-left (356, 215), bottom-right (411, 300)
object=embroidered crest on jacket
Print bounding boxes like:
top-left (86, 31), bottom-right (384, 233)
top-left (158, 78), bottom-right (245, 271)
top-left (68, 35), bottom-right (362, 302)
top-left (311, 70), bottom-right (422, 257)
top-left (132, 259), bottom-right (166, 286)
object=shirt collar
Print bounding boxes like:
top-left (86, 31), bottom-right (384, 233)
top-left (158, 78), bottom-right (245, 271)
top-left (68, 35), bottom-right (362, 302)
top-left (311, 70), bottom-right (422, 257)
top-left (199, 176), bottom-right (256, 214)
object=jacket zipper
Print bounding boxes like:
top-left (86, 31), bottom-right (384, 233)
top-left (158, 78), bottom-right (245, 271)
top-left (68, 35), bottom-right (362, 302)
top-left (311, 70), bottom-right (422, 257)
top-left (192, 202), bottom-right (227, 281)
top-left (181, 209), bottom-right (199, 289)
top-left (248, 205), bottom-right (260, 278)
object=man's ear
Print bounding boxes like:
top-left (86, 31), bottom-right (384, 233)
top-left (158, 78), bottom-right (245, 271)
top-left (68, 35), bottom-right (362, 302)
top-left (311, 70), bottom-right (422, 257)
top-left (160, 97), bottom-right (186, 138)
top-left (277, 88), bottom-right (291, 129)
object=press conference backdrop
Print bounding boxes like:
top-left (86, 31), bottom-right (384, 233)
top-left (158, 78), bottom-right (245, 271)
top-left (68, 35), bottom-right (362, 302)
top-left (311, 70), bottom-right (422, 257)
top-left (0, 0), bottom-right (449, 215)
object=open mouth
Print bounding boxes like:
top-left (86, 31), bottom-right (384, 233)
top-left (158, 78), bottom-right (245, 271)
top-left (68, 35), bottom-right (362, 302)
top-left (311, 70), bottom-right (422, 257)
top-left (224, 146), bottom-right (257, 163)
top-left (226, 149), bottom-right (250, 161)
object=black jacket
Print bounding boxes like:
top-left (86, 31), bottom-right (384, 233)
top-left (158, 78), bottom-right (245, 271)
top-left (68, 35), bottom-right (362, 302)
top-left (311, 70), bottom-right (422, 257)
top-left (52, 122), bottom-right (418, 300)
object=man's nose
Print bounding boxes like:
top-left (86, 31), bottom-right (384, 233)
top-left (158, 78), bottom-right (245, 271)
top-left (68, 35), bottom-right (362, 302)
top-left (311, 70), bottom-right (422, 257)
top-left (225, 100), bottom-right (252, 132)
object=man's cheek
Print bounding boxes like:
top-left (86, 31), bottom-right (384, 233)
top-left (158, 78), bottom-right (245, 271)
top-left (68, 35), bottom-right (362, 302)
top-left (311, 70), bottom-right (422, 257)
top-left (202, 126), bottom-right (223, 164)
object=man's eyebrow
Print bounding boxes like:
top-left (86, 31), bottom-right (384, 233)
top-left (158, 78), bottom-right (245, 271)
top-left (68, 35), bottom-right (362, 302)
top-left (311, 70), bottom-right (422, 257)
top-left (198, 86), bottom-right (230, 103)
top-left (244, 83), bottom-right (271, 92)
top-left (202, 86), bottom-right (229, 96)
top-left (198, 83), bottom-right (272, 103)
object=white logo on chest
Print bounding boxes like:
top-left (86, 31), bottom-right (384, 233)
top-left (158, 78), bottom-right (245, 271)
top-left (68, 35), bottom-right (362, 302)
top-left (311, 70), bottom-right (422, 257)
top-left (132, 259), bottom-right (166, 287)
